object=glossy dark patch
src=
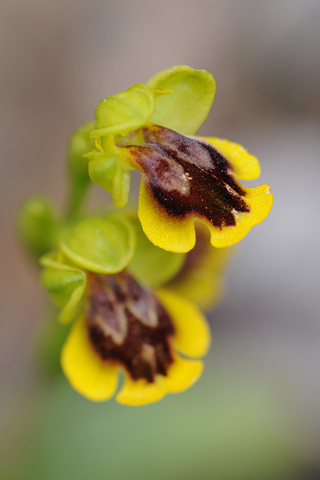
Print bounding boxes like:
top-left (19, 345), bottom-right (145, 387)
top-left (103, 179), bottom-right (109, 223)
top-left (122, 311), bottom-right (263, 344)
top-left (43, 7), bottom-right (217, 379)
top-left (86, 271), bottom-right (174, 382)
top-left (127, 124), bottom-right (250, 228)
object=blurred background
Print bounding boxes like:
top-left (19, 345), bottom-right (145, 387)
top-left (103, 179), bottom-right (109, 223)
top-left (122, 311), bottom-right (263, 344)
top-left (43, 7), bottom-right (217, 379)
top-left (1, 0), bottom-right (319, 478)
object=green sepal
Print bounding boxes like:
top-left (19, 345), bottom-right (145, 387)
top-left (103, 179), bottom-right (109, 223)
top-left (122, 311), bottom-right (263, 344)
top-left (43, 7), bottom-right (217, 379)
top-left (147, 65), bottom-right (216, 135)
top-left (41, 253), bottom-right (86, 325)
top-left (86, 150), bottom-right (130, 208)
top-left (60, 216), bottom-right (136, 274)
top-left (17, 196), bottom-right (59, 261)
top-left (90, 83), bottom-right (155, 138)
top-left (128, 216), bottom-right (185, 287)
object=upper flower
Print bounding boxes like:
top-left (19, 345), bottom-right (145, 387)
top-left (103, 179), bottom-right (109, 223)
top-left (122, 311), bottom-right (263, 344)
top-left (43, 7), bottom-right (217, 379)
top-left (40, 215), bottom-right (210, 406)
top-left (85, 65), bottom-right (273, 253)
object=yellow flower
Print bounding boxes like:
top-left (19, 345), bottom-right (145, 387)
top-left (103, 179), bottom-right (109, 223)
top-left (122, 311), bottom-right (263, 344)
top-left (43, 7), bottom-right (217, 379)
top-left (40, 216), bottom-right (210, 406)
top-left (61, 270), bottom-right (210, 406)
top-left (87, 65), bottom-right (273, 253)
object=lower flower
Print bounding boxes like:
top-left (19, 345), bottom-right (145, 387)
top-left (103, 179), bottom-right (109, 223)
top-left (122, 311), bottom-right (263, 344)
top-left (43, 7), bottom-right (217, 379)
top-left (61, 270), bottom-right (210, 406)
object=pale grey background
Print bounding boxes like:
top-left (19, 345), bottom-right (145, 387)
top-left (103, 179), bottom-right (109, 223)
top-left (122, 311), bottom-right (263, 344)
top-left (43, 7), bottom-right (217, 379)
top-left (1, 0), bottom-right (319, 474)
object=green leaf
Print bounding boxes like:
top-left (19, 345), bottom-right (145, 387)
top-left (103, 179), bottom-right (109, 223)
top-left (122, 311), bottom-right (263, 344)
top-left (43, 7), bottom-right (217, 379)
top-left (41, 266), bottom-right (86, 324)
top-left (147, 65), bottom-right (216, 135)
top-left (87, 150), bottom-right (130, 208)
top-left (17, 196), bottom-right (59, 261)
top-left (128, 216), bottom-right (185, 287)
top-left (91, 84), bottom-right (155, 138)
top-left (60, 217), bottom-right (136, 274)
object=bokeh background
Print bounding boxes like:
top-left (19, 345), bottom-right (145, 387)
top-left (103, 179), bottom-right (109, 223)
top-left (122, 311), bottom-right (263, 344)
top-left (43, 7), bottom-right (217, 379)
top-left (1, 0), bottom-right (319, 479)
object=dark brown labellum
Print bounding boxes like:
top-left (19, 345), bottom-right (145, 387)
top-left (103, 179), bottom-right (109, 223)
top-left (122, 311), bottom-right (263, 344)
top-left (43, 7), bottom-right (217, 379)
top-left (127, 124), bottom-right (250, 228)
top-left (86, 271), bottom-right (175, 382)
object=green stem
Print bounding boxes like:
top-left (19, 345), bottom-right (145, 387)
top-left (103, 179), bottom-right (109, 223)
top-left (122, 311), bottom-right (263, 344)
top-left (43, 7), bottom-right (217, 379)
top-left (65, 180), bottom-right (90, 222)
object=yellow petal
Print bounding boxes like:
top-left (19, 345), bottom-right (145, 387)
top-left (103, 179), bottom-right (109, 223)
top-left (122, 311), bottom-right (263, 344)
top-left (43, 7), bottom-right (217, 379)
top-left (156, 289), bottom-right (210, 357)
top-left (116, 354), bottom-right (203, 405)
top-left (163, 353), bottom-right (203, 393)
top-left (61, 317), bottom-right (118, 402)
top-left (138, 179), bottom-right (196, 253)
top-left (204, 184), bottom-right (273, 248)
top-left (199, 137), bottom-right (261, 180)
top-left (170, 272), bottom-right (224, 312)
top-left (116, 374), bottom-right (165, 406)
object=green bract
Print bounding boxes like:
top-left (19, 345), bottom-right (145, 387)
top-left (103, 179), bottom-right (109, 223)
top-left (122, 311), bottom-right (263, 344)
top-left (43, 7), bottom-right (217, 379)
top-left (60, 217), bottom-right (136, 274)
top-left (41, 256), bottom-right (86, 325)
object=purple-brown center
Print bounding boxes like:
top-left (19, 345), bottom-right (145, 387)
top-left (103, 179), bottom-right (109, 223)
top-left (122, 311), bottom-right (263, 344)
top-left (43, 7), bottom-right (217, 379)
top-left (127, 124), bottom-right (250, 228)
top-left (86, 271), bottom-right (175, 382)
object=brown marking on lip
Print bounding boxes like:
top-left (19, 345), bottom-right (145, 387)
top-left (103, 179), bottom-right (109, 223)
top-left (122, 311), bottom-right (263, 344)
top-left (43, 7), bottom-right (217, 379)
top-left (127, 124), bottom-right (250, 228)
top-left (86, 271), bottom-right (175, 382)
